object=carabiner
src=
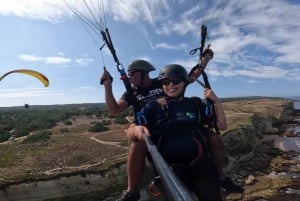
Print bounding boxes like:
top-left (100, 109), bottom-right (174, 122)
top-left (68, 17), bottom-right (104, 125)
top-left (149, 176), bottom-right (161, 197)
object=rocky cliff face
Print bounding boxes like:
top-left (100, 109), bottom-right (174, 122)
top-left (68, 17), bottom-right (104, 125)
top-left (0, 162), bottom-right (128, 201)
top-left (223, 100), bottom-right (294, 174)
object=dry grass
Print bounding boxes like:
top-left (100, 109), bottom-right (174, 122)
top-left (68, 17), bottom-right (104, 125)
top-left (222, 98), bottom-right (291, 132)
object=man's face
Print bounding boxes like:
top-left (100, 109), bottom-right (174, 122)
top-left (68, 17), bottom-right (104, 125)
top-left (128, 71), bottom-right (142, 86)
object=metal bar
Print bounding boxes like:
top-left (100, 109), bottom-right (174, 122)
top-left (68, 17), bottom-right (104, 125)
top-left (144, 136), bottom-right (196, 201)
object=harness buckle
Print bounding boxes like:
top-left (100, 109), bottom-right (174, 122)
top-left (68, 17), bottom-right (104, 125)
top-left (137, 112), bottom-right (147, 125)
top-left (149, 176), bottom-right (161, 197)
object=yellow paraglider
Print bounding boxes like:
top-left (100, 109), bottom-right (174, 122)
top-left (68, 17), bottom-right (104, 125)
top-left (0, 69), bottom-right (49, 87)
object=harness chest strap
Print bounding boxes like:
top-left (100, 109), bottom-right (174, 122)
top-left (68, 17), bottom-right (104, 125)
top-left (156, 97), bottom-right (212, 162)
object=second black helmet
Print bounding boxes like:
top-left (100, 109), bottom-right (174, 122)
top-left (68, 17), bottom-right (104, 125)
top-left (127, 59), bottom-right (155, 72)
top-left (159, 64), bottom-right (188, 82)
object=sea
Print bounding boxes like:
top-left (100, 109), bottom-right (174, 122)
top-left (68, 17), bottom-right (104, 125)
top-left (294, 101), bottom-right (300, 110)
top-left (289, 96), bottom-right (300, 109)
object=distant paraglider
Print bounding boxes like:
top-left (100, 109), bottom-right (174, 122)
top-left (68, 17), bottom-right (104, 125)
top-left (24, 103), bottom-right (29, 109)
top-left (0, 69), bottom-right (49, 87)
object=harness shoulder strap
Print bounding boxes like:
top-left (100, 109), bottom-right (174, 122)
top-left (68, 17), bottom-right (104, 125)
top-left (156, 97), bottom-right (169, 118)
top-left (190, 96), bottom-right (213, 157)
top-left (190, 96), bottom-right (207, 126)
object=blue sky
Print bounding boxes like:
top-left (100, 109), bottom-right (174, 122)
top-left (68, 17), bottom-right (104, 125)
top-left (0, 0), bottom-right (299, 107)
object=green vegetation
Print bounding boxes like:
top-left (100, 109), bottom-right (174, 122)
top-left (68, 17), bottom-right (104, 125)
top-left (114, 116), bottom-right (129, 124)
top-left (0, 103), bottom-right (129, 143)
top-left (88, 122), bottom-right (109, 132)
top-left (22, 131), bottom-right (52, 143)
top-left (0, 131), bottom-right (10, 142)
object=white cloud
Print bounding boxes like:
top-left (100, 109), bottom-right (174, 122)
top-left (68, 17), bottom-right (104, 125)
top-left (18, 53), bottom-right (95, 66)
top-left (237, 66), bottom-right (288, 79)
top-left (151, 42), bottom-right (188, 50)
top-left (221, 0), bottom-right (300, 65)
top-left (0, 88), bottom-right (63, 98)
top-left (0, 0), bottom-right (68, 22)
top-left (287, 68), bottom-right (300, 81)
top-left (18, 54), bottom-right (72, 65)
top-left (18, 54), bottom-right (43, 62)
top-left (247, 79), bottom-right (260, 84)
top-left (163, 1), bottom-right (300, 81)
top-left (18, 53), bottom-right (93, 66)
top-left (45, 56), bottom-right (72, 64)
top-left (107, 0), bottom-right (169, 25)
top-left (75, 57), bottom-right (93, 65)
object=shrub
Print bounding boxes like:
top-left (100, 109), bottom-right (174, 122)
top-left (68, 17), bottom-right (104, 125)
top-left (88, 122), bottom-right (109, 132)
top-left (0, 132), bottom-right (10, 142)
top-left (14, 127), bottom-right (30, 137)
top-left (114, 116), bottom-right (129, 124)
top-left (23, 131), bottom-right (51, 143)
top-left (63, 120), bottom-right (72, 125)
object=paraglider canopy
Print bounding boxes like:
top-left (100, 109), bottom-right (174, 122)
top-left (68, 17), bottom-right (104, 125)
top-left (0, 69), bottom-right (49, 87)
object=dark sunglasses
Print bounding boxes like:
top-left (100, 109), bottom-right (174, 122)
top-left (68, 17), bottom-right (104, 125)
top-left (161, 79), bottom-right (183, 86)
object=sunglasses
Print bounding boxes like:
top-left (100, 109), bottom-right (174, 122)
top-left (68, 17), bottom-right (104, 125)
top-left (161, 79), bottom-right (183, 86)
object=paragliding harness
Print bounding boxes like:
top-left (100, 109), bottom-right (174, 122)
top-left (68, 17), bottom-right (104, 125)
top-left (156, 96), bottom-right (212, 156)
top-left (147, 96), bottom-right (214, 197)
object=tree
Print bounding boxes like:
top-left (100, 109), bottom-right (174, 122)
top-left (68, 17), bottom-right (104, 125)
top-left (0, 131), bottom-right (10, 142)
top-left (88, 122), bottom-right (109, 132)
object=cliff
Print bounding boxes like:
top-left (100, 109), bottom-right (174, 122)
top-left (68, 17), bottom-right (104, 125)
top-left (222, 99), bottom-right (294, 175)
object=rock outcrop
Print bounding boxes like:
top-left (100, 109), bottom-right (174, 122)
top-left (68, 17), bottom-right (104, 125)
top-left (222, 99), bottom-right (293, 175)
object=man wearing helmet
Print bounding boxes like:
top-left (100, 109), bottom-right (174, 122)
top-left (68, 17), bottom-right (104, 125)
top-left (101, 59), bottom-right (162, 114)
top-left (101, 59), bottom-right (164, 201)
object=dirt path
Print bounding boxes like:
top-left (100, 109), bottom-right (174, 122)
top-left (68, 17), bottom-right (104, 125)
top-left (89, 133), bottom-right (128, 149)
top-left (41, 152), bottom-right (128, 175)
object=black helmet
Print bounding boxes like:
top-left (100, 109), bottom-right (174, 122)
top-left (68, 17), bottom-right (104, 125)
top-left (127, 59), bottom-right (155, 72)
top-left (159, 64), bottom-right (188, 82)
